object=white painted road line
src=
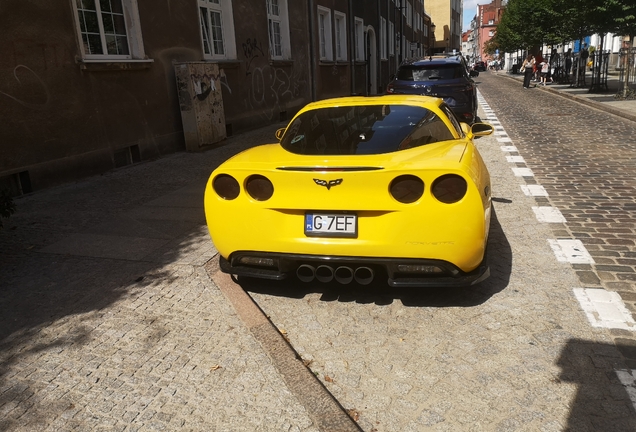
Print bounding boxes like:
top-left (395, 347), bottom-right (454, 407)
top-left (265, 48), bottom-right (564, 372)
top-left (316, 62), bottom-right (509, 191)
top-left (512, 167), bottom-right (534, 177)
top-left (521, 185), bottom-right (549, 196)
top-left (573, 288), bottom-right (636, 330)
top-left (506, 155), bottom-right (526, 163)
top-left (615, 370), bottom-right (636, 409)
top-left (532, 206), bottom-right (567, 223)
top-left (548, 239), bottom-right (595, 264)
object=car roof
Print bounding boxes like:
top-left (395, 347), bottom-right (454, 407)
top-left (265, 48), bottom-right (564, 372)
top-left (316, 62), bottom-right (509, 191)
top-left (399, 55), bottom-right (465, 67)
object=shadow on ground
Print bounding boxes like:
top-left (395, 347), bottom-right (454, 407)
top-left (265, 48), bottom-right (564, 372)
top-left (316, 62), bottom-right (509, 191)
top-left (0, 124), bottom-right (281, 429)
top-left (559, 339), bottom-right (636, 431)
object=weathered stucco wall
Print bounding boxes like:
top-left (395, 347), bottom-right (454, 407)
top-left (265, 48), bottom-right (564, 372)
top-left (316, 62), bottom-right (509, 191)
top-left (0, 0), bottom-right (312, 192)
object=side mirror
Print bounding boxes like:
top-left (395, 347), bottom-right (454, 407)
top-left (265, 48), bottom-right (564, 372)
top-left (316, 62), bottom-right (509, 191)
top-left (470, 70), bottom-right (479, 77)
top-left (389, 74), bottom-right (396, 81)
top-left (471, 122), bottom-right (494, 137)
top-left (275, 128), bottom-right (285, 141)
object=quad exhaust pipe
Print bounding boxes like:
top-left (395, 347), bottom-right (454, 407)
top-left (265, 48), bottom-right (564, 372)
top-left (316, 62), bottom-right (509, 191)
top-left (334, 266), bottom-right (353, 284)
top-left (296, 265), bottom-right (374, 285)
top-left (297, 264), bottom-right (315, 283)
top-left (354, 267), bottom-right (374, 285)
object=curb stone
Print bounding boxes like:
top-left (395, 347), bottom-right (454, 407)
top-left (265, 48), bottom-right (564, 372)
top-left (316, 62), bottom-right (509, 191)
top-left (205, 261), bottom-right (362, 432)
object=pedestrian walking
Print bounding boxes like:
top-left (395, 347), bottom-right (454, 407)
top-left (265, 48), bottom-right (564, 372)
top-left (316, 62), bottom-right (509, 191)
top-left (521, 54), bottom-right (535, 89)
top-left (564, 48), bottom-right (573, 77)
top-left (548, 48), bottom-right (558, 83)
top-left (539, 58), bottom-right (550, 85)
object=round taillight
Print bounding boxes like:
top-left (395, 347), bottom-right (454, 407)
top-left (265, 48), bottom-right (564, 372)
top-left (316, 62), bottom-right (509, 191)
top-left (213, 174), bottom-right (240, 200)
top-left (246, 175), bottom-right (274, 201)
top-left (390, 175), bottom-right (424, 204)
top-left (431, 174), bottom-right (467, 204)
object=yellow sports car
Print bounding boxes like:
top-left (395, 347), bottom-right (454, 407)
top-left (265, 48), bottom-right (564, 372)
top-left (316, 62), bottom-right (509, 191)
top-left (204, 95), bottom-right (493, 287)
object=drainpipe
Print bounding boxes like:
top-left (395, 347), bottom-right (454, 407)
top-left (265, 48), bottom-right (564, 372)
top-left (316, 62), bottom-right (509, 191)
top-left (349, 0), bottom-right (355, 95)
top-left (307, 0), bottom-right (317, 101)
top-left (377, 0), bottom-right (381, 93)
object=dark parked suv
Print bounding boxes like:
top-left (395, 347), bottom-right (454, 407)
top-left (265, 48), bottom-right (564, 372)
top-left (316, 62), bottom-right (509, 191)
top-left (386, 55), bottom-right (479, 123)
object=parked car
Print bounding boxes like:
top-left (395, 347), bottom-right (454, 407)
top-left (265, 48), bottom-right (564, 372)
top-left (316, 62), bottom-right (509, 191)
top-left (386, 55), bottom-right (479, 124)
top-left (204, 95), bottom-right (494, 288)
top-left (473, 61), bottom-right (487, 71)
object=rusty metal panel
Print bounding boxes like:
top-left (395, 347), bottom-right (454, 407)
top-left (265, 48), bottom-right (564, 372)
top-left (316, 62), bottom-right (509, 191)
top-left (175, 62), bottom-right (226, 151)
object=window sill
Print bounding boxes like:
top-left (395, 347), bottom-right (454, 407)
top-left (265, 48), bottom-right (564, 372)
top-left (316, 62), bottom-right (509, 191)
top-left (77, 58), bottom-right (154, 71)
top-left (319, 61), bottom-right (349, 67)
top-left (205, 59), bottom-right (241, 68)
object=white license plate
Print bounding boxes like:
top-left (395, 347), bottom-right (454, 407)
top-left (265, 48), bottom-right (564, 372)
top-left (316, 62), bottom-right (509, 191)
top-left (305, 213), bottom-right (357, 237)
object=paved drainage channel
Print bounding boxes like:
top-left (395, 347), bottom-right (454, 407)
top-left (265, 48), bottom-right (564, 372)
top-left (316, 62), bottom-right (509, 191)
top-left (205, 261), bottom-right (362, 432)
top-left (477, 89), bottom-right (636, 406)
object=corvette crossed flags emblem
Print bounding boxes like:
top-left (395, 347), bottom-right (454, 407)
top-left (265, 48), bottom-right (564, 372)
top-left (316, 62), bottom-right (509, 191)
top-left (313, 178), bottom-right (343, 190)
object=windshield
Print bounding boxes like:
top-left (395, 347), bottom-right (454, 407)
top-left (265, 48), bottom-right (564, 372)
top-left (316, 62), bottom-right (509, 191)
top-left (397, 64), bottom-right (464, 81)
top-left (280, 105), bottom-right (455, 155)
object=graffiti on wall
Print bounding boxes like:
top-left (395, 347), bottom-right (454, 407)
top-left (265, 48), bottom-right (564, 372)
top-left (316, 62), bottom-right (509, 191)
top-left (242, 38), bottom-right (265, 75)
top-left (227, 38), bottom-right (308, 121)
top-left (0, 65), bottom-right (50, 110)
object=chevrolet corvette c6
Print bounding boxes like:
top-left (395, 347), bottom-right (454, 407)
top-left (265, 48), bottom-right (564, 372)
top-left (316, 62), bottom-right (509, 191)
top-left (204, 95), bottom-right (493, 287)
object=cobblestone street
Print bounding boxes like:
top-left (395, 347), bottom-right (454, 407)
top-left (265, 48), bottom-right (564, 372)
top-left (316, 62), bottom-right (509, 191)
top-left (244, 76), bottom-right (636, 431)
top-left (2, 74), bottom-right (636, 431)
top-left (477, 72), bottom-right (636, 363)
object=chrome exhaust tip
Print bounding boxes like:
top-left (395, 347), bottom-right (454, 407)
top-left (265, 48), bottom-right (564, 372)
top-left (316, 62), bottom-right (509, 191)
top-left (315, 265), bottom-right (334, 283)
top-left (297, 264), bottom-right (316, 283)
top-left (354, 267), bottom-right (374, 285)
top-left (334, 266), bottom-right (354, 284)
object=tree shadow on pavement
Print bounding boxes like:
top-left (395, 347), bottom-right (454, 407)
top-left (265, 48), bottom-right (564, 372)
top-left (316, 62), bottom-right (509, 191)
top-left (241, 205), bottom-right (512, 308)
top-left (0, 125), bottom-right (281, 430)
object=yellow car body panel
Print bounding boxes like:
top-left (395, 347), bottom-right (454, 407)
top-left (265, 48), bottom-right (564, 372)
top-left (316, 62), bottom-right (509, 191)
top-left (204, 95), bottom-right (492, 286)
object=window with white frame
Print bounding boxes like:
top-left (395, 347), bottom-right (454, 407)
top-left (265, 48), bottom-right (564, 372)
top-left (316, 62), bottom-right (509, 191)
top-left (73, 0), bottom-right (146, 60)
top-left (317, 6), bottom-right (333, 61)
top-left (389, 21), bottom-right (394, 56)
top-left (198, 0), bottom-right (237, 59)
top-left (334, 11), bottom-right (347, 61)
top-left (380, 17), bottom-right (387, 60)
top-left (266, 0), bottom-right (291, 60)
top-left (354, 17), bottom-right (364, 61)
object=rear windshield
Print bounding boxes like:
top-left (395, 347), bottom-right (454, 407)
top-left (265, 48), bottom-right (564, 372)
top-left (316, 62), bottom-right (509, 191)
top-left (280, 105), bottom-right (455, 155)
top-left (397, 64), bottom-right (464, 81)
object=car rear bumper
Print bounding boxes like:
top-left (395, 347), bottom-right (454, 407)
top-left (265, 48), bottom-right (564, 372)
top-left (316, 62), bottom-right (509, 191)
top-left (219, 251), bottom-right (490, 288)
